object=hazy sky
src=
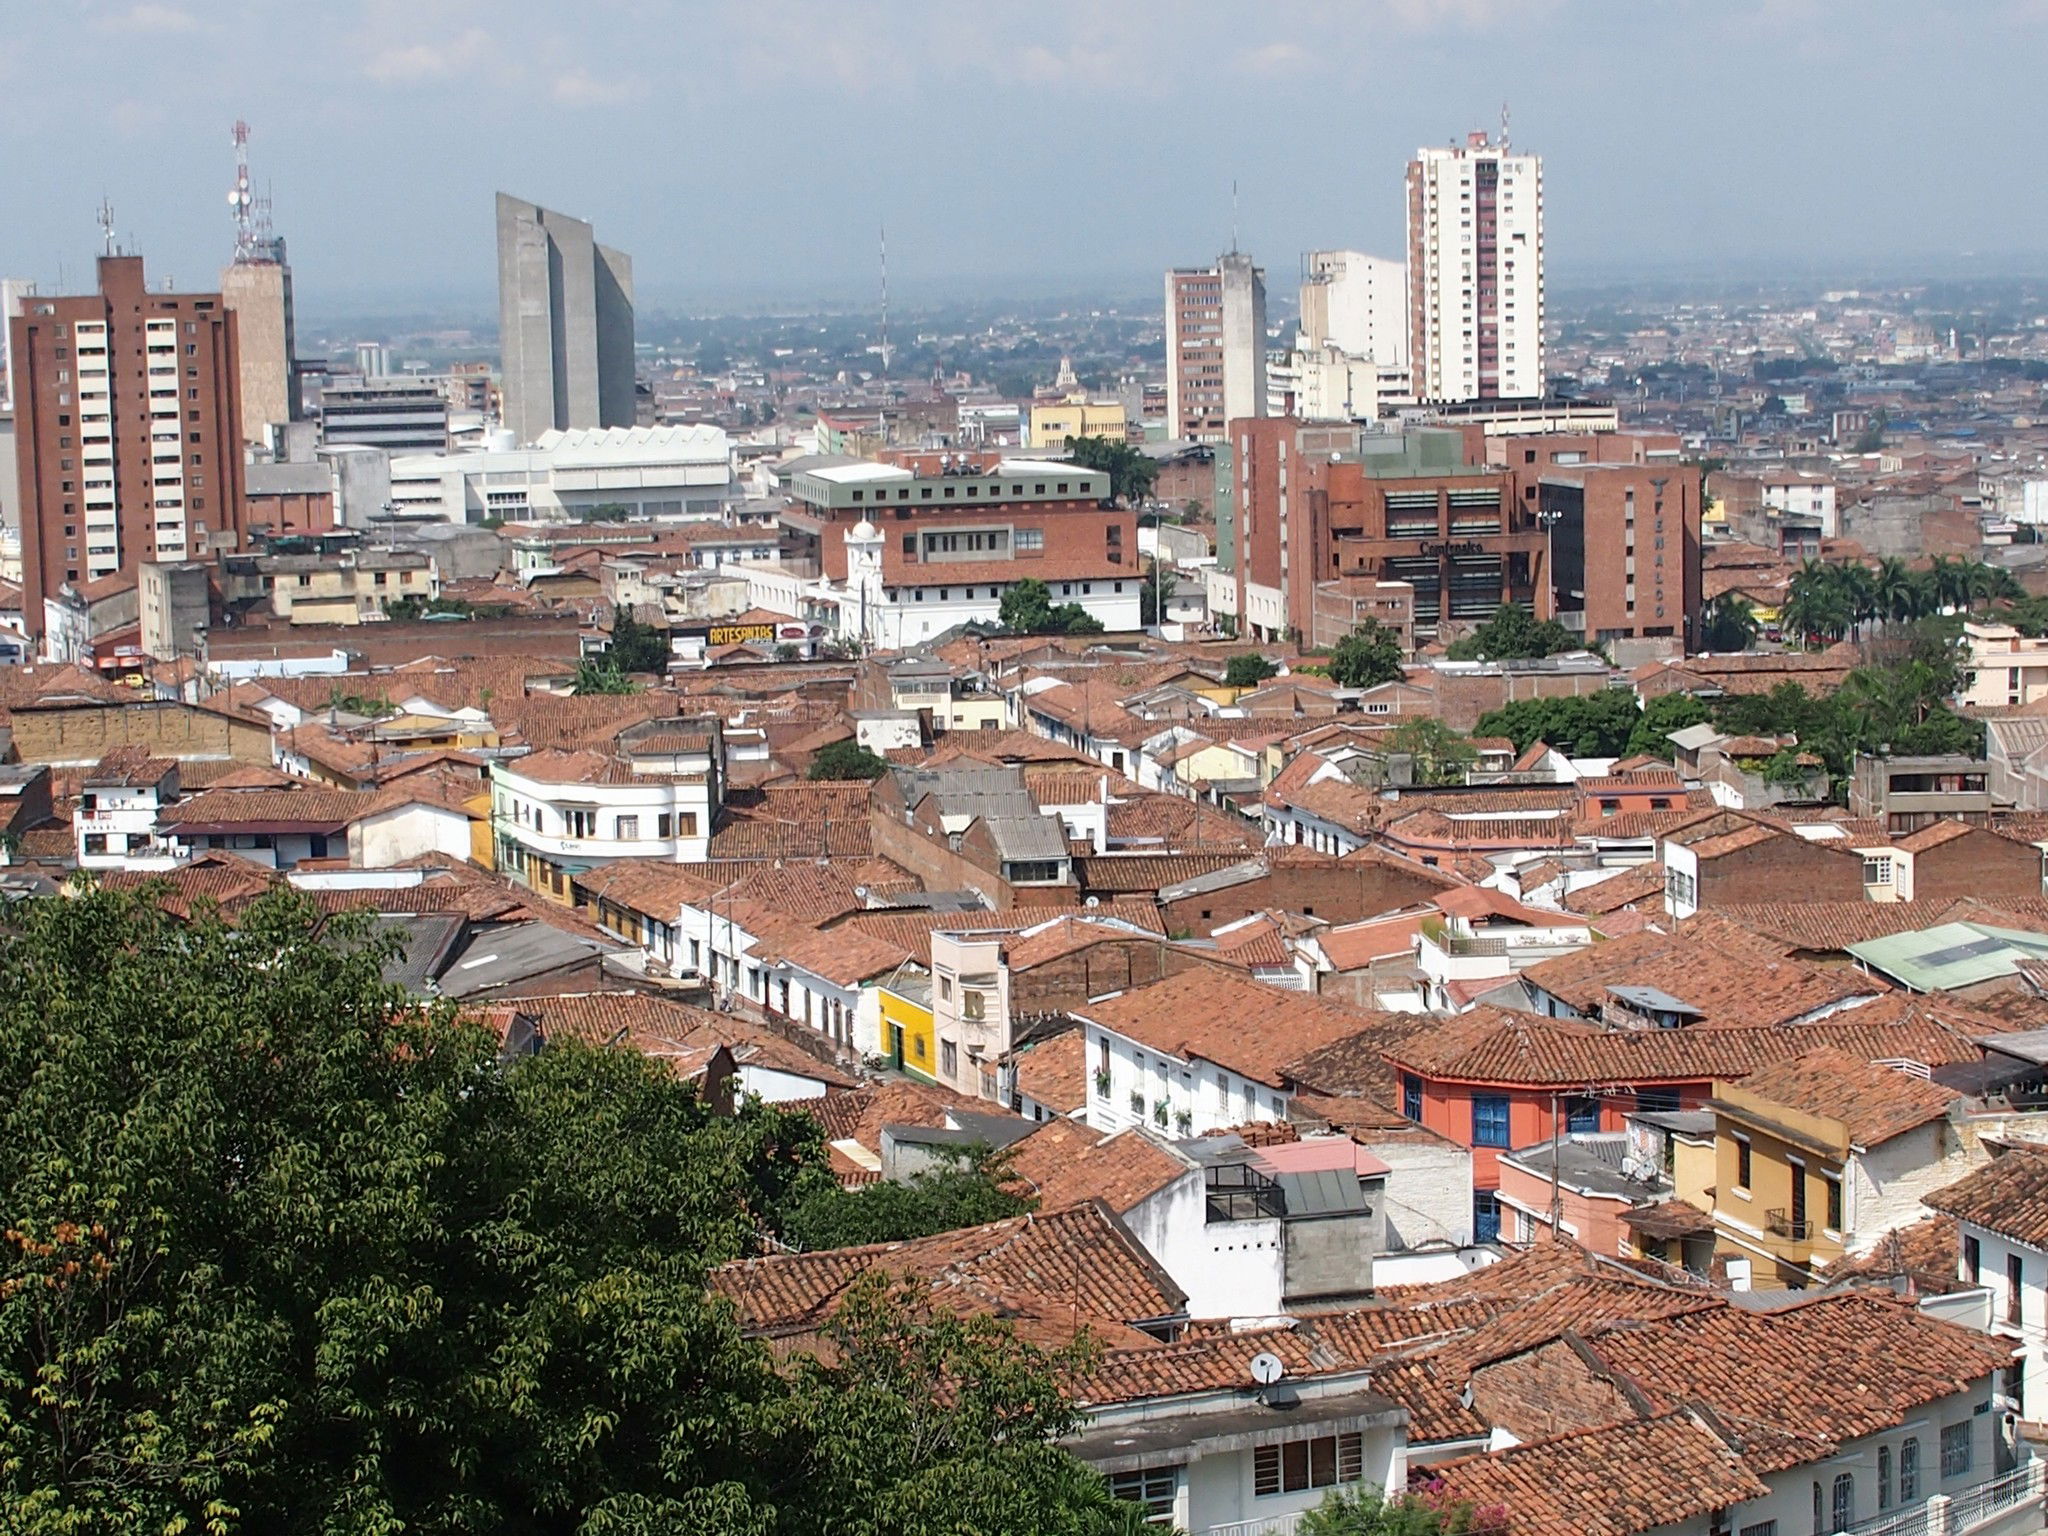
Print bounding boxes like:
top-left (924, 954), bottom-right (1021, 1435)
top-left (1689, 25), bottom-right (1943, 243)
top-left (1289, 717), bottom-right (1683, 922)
top-left (3, 0), bottom-right (2045, 317)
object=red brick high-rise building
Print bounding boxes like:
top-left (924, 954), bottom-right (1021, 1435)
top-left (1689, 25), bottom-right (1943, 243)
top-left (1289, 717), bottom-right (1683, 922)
top-left (8, 254), bottom-right (246, 632)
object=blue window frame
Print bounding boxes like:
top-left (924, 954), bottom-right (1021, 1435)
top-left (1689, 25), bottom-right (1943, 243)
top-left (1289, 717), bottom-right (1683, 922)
top-left (1472, 1094), bottom-right (1511, 1148)
top-left (1474, 1189), bottom-right (1501, 1243)
top-left (1402, 1074), bottom-right (1423, 1122)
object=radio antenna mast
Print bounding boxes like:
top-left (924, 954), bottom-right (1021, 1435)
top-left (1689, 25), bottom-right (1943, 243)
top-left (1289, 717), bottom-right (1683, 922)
top-left (878, 223), bottom-right (892, 380)
top-left (230, 120), bottom-right (257, 261)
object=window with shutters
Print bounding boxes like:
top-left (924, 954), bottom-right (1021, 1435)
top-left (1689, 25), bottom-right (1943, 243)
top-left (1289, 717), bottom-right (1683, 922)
top-left (1252, 1433), bottom-right (1364, 1497)
top-left (1105, 1467), bottom-right (1177, 1524)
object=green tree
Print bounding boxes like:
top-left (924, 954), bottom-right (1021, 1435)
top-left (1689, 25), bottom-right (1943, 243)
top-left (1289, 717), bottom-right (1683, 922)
top-left (782, 1151), bottom-right (1033, 1251)
top-left (1061, 435), bottom-right (1158, 506)
top-left (1625, 692), bottom-right (1710, 759)
top-left (1224, 653), bottom-right (1279, 688)
top-left (1699, 593), bottom-right (1760, 653)
top-left (1443, 604), bottom-right (1581, 662)
top-left (0, 885), bottom-right (1149, 1535)
top-left (1298, 1485), bottom-right (1508, 1535)
top-left (606, 611), bottom-right (675, 674)
top-left (1000, 579), bottom-right (1104, 636)
top-left (809, 738), bottom-right (891, 781)
top-left (1139, 567), bottom-right (1178, 628)
top-left (1326, 619), bottom-right (1406, 689)
top-left (573, 656), bottom-right (640, 694)
top-left (1386, 717), bottom-right (1477, 786)
top-left (1475, 690), bottom-right (1643, 758)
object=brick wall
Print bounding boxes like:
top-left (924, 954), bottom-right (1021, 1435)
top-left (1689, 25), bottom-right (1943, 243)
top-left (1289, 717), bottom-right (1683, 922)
top-left (1430, 668), bottom-right (1614, 733)
top-left (1914, 830), bottom-right (2043, 907)
top-left (1011, 940), bottom-right (1211, 1012)
top-left (9, 702), bottom-right (271, 767)
top-left (1160, 861), bottom-right (1453, 937)
top-left (1696, 835), bottom-right (1866, 908)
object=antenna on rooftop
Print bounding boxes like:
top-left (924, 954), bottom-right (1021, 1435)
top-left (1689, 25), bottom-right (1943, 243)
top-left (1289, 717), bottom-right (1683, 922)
top-left (878, 223), bottom-right (892, 381)
top-left (96, 198), bottom-right (117, 258)
top-left (229, 120), bottom-right (256, 261)
top-left (1230, 179), bottom-right (1240, 255)
top-left (1499, 100), bottom-right (1511, 151)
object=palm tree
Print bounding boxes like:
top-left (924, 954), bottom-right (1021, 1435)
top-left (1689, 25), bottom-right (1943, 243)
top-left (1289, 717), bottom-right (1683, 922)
top-left (1701, 593), bottom-right (1760, 652)
top-left (1841, 562), bottom-right (1878, 638)
top-left (1873, 556), bottom-right (1919, 624)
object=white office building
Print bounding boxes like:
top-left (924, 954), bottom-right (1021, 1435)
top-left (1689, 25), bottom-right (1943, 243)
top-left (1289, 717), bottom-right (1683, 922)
top-left (1406, 131), bottom-right (1544, 403)
top-left (389, 424), bottom-right (734, 525)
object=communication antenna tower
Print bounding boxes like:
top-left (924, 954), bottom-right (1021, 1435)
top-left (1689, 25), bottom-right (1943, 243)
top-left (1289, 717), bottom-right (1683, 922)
top-left (878, 223), bottom-right (892, 378)
top-left (1499, 101), bottom-right (1511, 151)
top-left (96, 199), bottom-right (117, 257)
top-left (229, 120), bottom-right (257, 261)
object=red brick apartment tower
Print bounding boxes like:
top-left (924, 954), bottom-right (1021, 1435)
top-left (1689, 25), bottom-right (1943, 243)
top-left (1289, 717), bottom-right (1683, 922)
top-left (9, 254), bottom-right (246, 631)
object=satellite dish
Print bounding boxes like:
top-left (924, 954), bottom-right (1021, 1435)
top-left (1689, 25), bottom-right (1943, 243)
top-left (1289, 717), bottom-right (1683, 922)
top-left (1249, 1352), bottom-right (1285, 1386)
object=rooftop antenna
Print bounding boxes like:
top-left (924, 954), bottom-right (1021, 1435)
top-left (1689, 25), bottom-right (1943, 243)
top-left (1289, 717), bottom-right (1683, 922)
top-left (229, 120), bottom-right (256, 261)
top-left (96, 198), bottom-right (117, 258)
top-left (878, 223), bottom-right (892, 380)
top-left (1499, 101), bottom-right (1511, 151)
top-left (1231, 179), bottom-right (1240, 255)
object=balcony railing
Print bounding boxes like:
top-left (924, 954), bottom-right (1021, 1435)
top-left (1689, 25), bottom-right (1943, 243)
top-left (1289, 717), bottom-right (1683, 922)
top-left (1766, 1208), bottom-right (1813, 1240)
top-left (1203, 1513), bottom-right (1307, 1536)
top-left (1836, 1458), bottom-right (2045, 1536)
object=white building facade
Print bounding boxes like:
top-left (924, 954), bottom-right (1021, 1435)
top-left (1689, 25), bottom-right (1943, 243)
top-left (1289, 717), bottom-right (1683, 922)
top-left (1405, 132), bottom-right (1544, 403)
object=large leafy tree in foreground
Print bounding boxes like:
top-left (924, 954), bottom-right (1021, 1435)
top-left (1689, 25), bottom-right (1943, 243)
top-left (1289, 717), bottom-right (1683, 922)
top-left (0, 887), bottom-right (1137, 1535)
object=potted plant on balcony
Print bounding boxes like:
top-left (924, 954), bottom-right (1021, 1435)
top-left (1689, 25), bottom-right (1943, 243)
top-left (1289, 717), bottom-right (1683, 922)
top-left (1094, 1068), bottom-right (1112, 1098)
top-left (1174, 1110), bottom-right (1193, 1136)
top-left (1152, 1099), bottom-right (1169, 1129)
top-left (1129, 1090), bottom-right (1145, 1115)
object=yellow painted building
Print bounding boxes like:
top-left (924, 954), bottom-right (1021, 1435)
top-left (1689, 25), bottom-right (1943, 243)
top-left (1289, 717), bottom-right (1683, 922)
top-left (878, 968), bottom-right (937, 1083)
top-left (1029, 399), bottom-right (1128, 452)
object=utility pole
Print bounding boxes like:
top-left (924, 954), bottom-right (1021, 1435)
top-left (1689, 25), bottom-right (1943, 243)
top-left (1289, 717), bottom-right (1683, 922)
top-left (1548, 1090), bottom-right (1564, 1237)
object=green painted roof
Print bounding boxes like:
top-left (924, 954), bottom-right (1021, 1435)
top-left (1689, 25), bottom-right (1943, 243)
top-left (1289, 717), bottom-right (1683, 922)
top-left (1846, 921), bottom-right (2048, 992)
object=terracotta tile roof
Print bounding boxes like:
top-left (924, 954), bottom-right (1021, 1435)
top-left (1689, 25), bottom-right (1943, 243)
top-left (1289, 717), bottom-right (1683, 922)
top-left (801, 1077), bottom-right (1004, 1154)
top-left (747, 918), bottom-right (911, 987)
top-left (707, 816), bottom-right (874, 862)
top-left (1282, 1013), bottom-right (1442, 1103)
top-left (1429, 1412), bottom-right (1769, 1536)
top-left (1075, 852), bottom-right (1252, 894)
top-left (1104, 792), bottom-right (1263, 851)
top-left (1381, 1002), bottom-right (1982, 1089)
top-left (1926, 1141), bottom-right (2048, 1249)
top-left (1584, 1291), bottom-right (2011, 1464)
top-left (1076, 969), bottom-right (1389, 1088)
top-left (1002, 917), bottom-right (1158, 972)
top-left (511, 991), bottom-right (857, 1089)
top-left (1726, 1048), bottom-right (1961, 1147)
top-left (1560, 863), bottom-right (1666, 916)
top-left (829, 902), bottom-right (1164, 964)
top-left (712, 1202), bottom-right (1187, 1340)
top-left (1007, 1028), bottom-right (1087, 1113)
top-left (578, 859), bottom-right (725, 919)
top-left (1712, 899), bottom-right (1989, 953)
top-left (1005, 1122), bottom-right (1191, 1215)
top-left (1831, 1212), bottom-right (1963, 1292)
top-left (1517, 924), bottom-right (1883, 1027)
top-left (1315, 909), bottom-right (1430, 971)
top-left (162, 785), bottom-right (389, 829)
top-left (716, 861), bottom-right (868, 922)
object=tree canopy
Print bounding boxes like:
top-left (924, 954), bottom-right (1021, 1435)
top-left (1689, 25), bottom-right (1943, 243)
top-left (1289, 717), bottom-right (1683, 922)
top-left (1059, 436), bottom-right (1158, 507)
top-left (1326, 619), bottom-right (1407, 690)
top-left (1443, 604), bottom-right (1583, 662)
top-left (1000, 579), bottom-right (1106, 637)
top-left (1778, 556), bottom-right (2023, 646)
top-left (606, 611), bottom-right (675, 674)
top-left (1384, 718), bottom-right (1476, 787)
top-left (782, 1150), bottom-right (1033, 1251)
top-left (808, 738), bottom-right (891, 781)
top-left (0, 885), bottom-right (1148, 1535)
top-left (1223, 653), bottom-right (1279, 688)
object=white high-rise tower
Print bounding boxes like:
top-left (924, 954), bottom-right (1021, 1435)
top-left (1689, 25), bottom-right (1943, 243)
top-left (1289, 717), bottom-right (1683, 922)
top-left (1405, 128), bottom-right (1544, 403)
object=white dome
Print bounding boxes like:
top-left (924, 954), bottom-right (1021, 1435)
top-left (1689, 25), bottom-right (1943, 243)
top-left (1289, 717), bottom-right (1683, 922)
top-left (849, 518), bottom-right (880, 541)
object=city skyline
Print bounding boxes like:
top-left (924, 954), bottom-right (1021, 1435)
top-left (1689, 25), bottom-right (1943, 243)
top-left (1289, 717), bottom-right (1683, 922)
top-left (3, 1), bottom-right (2047, 314)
